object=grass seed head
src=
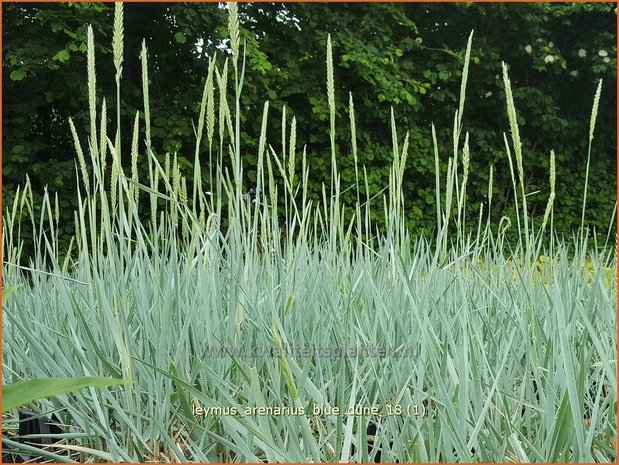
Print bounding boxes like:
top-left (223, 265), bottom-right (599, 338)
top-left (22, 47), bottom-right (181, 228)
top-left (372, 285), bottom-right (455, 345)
top-left (99, 98), bottom-right (108, 179)
top-left (87, 25), bottom-right (98, 161)
top-left (488, 164), bottom-right (493, 206)
top-left (112, 3), bottom-right (124, 80)
top-left (326, 34), bottom-right (335, 138)
top-left (140, 40), bottom-right (151, 146)
top-left (288, 116), bottom-right (297, 183)
top-left (462, 132), bottom-right (470, 180)
top-left (227, 2), bottom-right (240, 70)
top-left (69, 118), bottom-right (90, 191)
top-left (502, 62), bottom-right (523, 181)
top-left (206, 55), bottom-right (216, 148)
top-left (131, 111), bottom-right (140, 204)
top-left (589, 79), bottom-right (602, 141)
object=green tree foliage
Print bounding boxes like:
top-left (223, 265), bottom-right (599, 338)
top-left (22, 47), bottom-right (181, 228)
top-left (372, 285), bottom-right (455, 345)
top-left (3, 2), bottom-right (616, 255)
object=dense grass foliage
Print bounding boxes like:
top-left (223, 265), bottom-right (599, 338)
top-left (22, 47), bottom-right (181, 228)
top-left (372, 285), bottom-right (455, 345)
top-left (3, 4), bottom-right (616, 462)
top-left (3, 3), bottom-right (617, 255)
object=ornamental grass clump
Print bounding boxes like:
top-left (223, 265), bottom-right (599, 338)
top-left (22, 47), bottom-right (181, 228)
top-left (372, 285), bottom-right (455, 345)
top-left (2, 3), bottom-right (616, 462)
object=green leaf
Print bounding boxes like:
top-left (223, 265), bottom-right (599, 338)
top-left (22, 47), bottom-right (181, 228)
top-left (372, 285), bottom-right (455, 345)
top-left (2, 377), bottom-right (125, 413)
top-left (9, 70), bottom-right (26, 81)
top-left (169, 363), bottom-right (193, 419)
top-left (52, 49), bottom-right (70, 63)
top-left (174, 32), bottom-right (187, 44)
top-left (2, 285), bottom-right (21, 304)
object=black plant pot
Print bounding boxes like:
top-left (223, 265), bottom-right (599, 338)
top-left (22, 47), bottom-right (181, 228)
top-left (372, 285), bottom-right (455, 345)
top-left (350, 421), bottom-right (396, 463)
top-left (2, 409), bottom-right (63, 463)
